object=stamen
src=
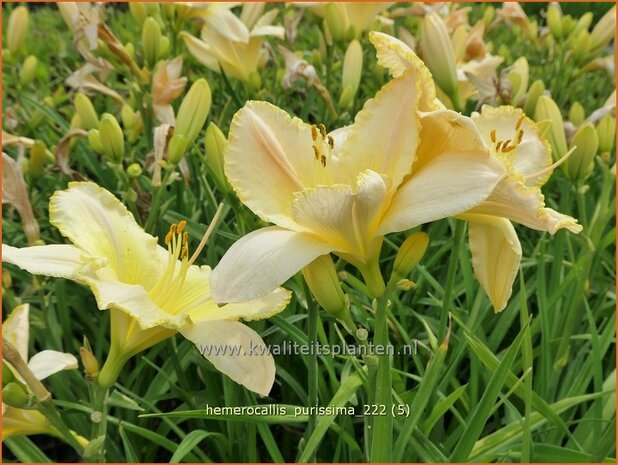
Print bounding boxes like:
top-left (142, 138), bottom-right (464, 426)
top-left (503, 144), bottom-right (516, 153)
top-left (311, 125), bottom-right (318, 141)
top-left (516, 129), bottom-right (524, 144)
top-left (188, 203), bottom-right (225, 266)
top-left (515, 114), bottom-right (525, 130)
top-left (177, 220), bottom-right (187, 234)
top-left (490, 129), bottom-right (497, 143)
top-left (319, 123), bottom-right (327, 138)
top-left (320, 155), bottom-right (327, 167)
top-left (524, 146), bottom-right (575, 182)
top-left (181, 232), bottom-right (189, 259)
top-left (327, 135), bottom-right (334, 150)
top-left (165, 224), bottom-right (176, 245)
top-left (312, 145), bottom-right (321, 160)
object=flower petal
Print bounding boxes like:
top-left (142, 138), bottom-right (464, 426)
top-left (191, 287), bottom-right (291, 322)
top-left (2, 244), bottom-right (86, 280)
top-left (468, 176), bottom-right (583, 234)
top-left (369, 31), bottom-right (442, 111)
top-left (2, 304), bottom-right (30, 362)
top-left (49, 182), bottom-right (163, 287)
top-left (27, 351), bottom-right (78, 380)
top-left (225, 101), bottom-right (320, 229)
top-left (202, 8), bottom-right (250, 43)
top-left (472, 105), bottom-right (552, 186)
top-left (210, 226), bottom-right (333, 303)
top-left (291, 170), bottom-right (388, 257)
top-left (179, 32), bottom-right (221, 72)
top-left (379, 150), bottom-right (504, 235)
top-left (461, 213), bottom-right (522, 312)
top-left (180, 320), bottom-right (276, 396)
top-left (336, 68), bottom-right (420, 189)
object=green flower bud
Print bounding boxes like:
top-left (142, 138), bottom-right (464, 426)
top-left (342, 39), bottom-right (363, 99)
top-left (396, 279), bottom-right (416, 291)
top-left (566, 122), bottom-right (599, 182)
top-left (248, 71), bottom-right (262, 92)
top-left (99, 113), bottom-right (125, 163)
top-left (126, 163), bottom-right (143, 178)
top-left (121, 104), bottom-right (136, 129)
top-left (571, 30), bottom-right (592, 61)
top-left (2, 382), bottom-right (31, 408)
top-left (392, 232), bottom-right (429, 281)
top-left (175, 78), bottom-right (212, 142)
top-left (129, 3), bottom-right (148, 26)
top-left (204, 122), bottom-right (229, 191)
top-left (523, 79), bottom-right (545, 116)
top-left (311, 49), bottom-right (322, 67)
top-left (8, 6), bottom-right (29, 55)
top-left (142, 17), bottom-right (162, 68)
top-left (29, 140), bottom-right (47, 178)
top-left (569, 102), bottom-right (586, 126)
top-left (79, 347), bottom-right (100, 380)
top-left (167, 134), bottom-right (190, 165)
top-left (160, 36), bottom-right (170, 58)
top-left (19, 55), bottom-right (37, 87)
top-left (324, 3), bottom-right (345, 42)
top-left (561, 15), bottom-right (577, 37)
top-left (74, 93), bottom-right (99, 130)
top-left (590, 5), bottom-right (616, 54)
top-left (302, 255), bottom-right (348, 321)
top-left (483, 6), bottom-right (495, 28)
top-left (3, 361), bottom-right (16, 386)
top-left (534, 95), bottom-right (568, 161)
top-left (597, 115), bottom-right (616, 154)
top-left (338, 84), bottom-right (356, 110)
top-left (507, 57), bottom-right (529, 105)
top-left (88, 129), bottom-right (104, 154)
top-left (546, 4), bottom-right (563, 40)
top-left (573, 12), bottom-right (593, 36)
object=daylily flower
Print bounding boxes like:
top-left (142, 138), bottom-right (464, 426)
top-left (2, 183), bottom-right (291, 396)
top-left (371, 32), bottom-right (582, 311)
top-left (180, 5), bottom-right (284, 83)
top-left (210, 33), bottom-right (505, 303)
top-left (151, 57), bottom-right (188, 125)
top-left (2, 304), bottom-right (84, 442)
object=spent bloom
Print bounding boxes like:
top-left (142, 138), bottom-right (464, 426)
top-left (3, 183), bottom-right (291, 396)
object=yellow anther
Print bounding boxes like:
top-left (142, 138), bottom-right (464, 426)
top-left (313, 145), bottom-right (321, 160)
top-left (490, 129), bottom-right (497, 143)
top-left (319, 123), bottom-right (327, 139)
top-left (503, 144), bottom-right (516, 153)
top-left (320, 155), bottom-right (327, 167)
top-left (496, 141), bottom-right (504, 152)
top-left (311, 125), bottom-right (318, 141)
top-left (515, 114), bottom-right (525, 130)
top-left (165, 224), bottom-right (177, 245)
top-left (181, 232), bottom-right (189, 259)
top-left (327, 135), bottom-right (334, 149)
top-left (177, 220), bottom-right (187, 234)
top-left (516, 129), bottom-right (524, 144)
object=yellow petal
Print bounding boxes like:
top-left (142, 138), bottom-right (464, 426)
top-left (2, 244), bottom-right (86, 280)
top-left (202, 7), bottom-right (250, 43)
top-left (469, 176), bottom-right (583, 234)
top-left (342, 3), bottom-right (393, 32)
top-left (291, 170), bottom-right (388, 257)
top-left (472, 105), bottom-right (552, 186)
top-left (180, 320), bottom-right (276, 396)
top-left (49, 182), bottom-right (163, 287)
top-left (210, 226), bottom-right (333, 303)
top-left (191, 287), bottom-right (291, 322)
top-left (335, 68), bottom-right (420, 189)
top-left (2, 407), bottom-right (54, 439)
top-left (369, 31), bottom-right (442, 111)
top-left (179, 32), bottom-right (221, 72)
top-left (462, 214), bottom-right (522, 312)
top-left (27, 351), bottom-right (78, 380)
top-left (2, 304), bottom-right (30, 363)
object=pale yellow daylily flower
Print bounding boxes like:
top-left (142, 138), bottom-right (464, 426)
top-left (180, 6), bottom-right (284, 83)
top-left (2, 304), bottom-right (83, 442)
top-left (300, 2), bottom-right (394, 38)
top-left (367, 32), bottom-right (582, 312)
top-left (2, 183), bottom-right (291, 396)
top-left (210, 33), bottom-right (505, 303)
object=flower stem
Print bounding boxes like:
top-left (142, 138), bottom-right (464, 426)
top-left (144, 169), bottom-right (172, 233)
top-left (37, 399), bottom-right (85, 455)
top-left (84, 382), bottom-right (109, 462)
top-left (303, 283), bottom-right (319, 461)
top-left (439, 220), bottom-right (464, 340)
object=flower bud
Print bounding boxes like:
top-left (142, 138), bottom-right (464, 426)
top-left (74, 92), bottom-right (99, 130)
top-left (338, 85), bottom-right (356, 111)
top-left (523, 79), bottom-right (545, 116)
top-left (29, 140), bottom-right (47, 178)
top-left (483, 6), bottom-right (495, 28)
top-left (79, 347), bottom-right (100, 380)
top-left (507, 57), bottom-right (529, 105)
top-left (248, 71), bottom-right (262, 92)
top-left (566, 122), bottom-right (599, 182)
top-left (88, 129), bottom-right (104, 154)
top-left (534, 95), bottom-right (568, 161)
top-left (160, 36), bottom-right (170, 58)
top-left (2, 382), bottom-right (31, 408)
top-left (121, 104), bottom-right (143, 143)
top-left (396, 279), bottom-right (416, 291)
top-left (2, 361), bottom-right (16, 386)
top-left (392, 232), bottom-right (429, 281)
top-left (129, 3), bottom-right (148, 26)
top-left (19, 55), bottom-right (37, 87)
top-left (204, 122), bottom-right (229, 191)
top-left (420, 13), bottom-right (459, 107)
top-left (99, 113), bottom-right (125, 163)
top-left (573, 12), bottom-right (593, 36)
top-left (127, 163), bottom-right (143, 178)
top-left (167, 134), bottom-right (190, 165)
top-left (571, 30), bottom-right (592, 61)
top-left (546, 4), bottom-right (563, 40)
top-left (590, 6), bottom-right (616, 54)
top-left (568, 102), bottom-right (586, 126)
top-left (302, 255), bottom-right (348, 321)
top-left (597, 115), bottom-right (615, 154)
top-left (341, 39), bottom-right (363, 101)
top-left (142, 17), bottom-right (162, 68)
top-left (324, 3), bottom-right (345, 43)
top-left (8, 6), bottom-right (29, 55)
top-left (175, 78), bottom-right (212, 142)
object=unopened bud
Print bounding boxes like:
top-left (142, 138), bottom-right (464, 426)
top-left (2, 382), bottom-right (31, 408)
top-left (127, 163), bottom-right (143, 178)
top-left (566, 122), bottom-right (599, 183)
top-left (483, 6), bottom-right (495, 28)
top-left (79, 347), bottom-right (100, 380)
top-left (302, 255), bottom-right (348, 320)
top-left (507, 57), bottom-right (529, 105)
top-left (569, 102), bottom-right (586, 126)
top-left (8, 6), bottom-right (29, 55)
top-left (99, 113), bottom-right (125, 163)
top-left (19, 55), bottom-right (37, 87)
top-left (338, 85), bottom-right (355, 110)
top-left (355, 327), bottom-right (369, 341)
top-left (573, 12), bottom-right (593, 36)
top-left (29, 140), bottom-right (47, 178)
top-left (534, 95), bottom-right (568, 161)
top-left (248, 71), bottom-right (262, 91)
top-left (420, 13), bottom-right (459, 107)
top-left (571, 30), bottom-right (592, 61)
top-left (204, 122), bottom-right (229, 191)
top-left (392, 231), bottom-right (430, 281)
top-left (324, 3), bottom-right (345, 42)
top-left (129, 3), bottom-right (148, 26)
top-left (597, 115), bottom-right (616, 154)
top-left (2, 270), bottom-right (12, 288)
top-left (142, 17), bottom-right (162, 68)
top-left (396, 279), bottom-right (416, 291)
top-left (311, 49), bottom-right (322, 67)
top-left (2, 361), bottom-right (16, 386)
top-left (546, 4), bottom-right (563, 40)
top-left (167, 134), bottom-right (190, 165)
top-left (589, 5), bottom-right (616, 55)
top-left (175, 78), bottom-right (212, 142)
top-left (74, 93), bottom-right (99, 130)
top-left (160, 36), bottom-right (170, 58)
top-left (341, 39), bottom-right (363, 100)
top-left (523, 79), bottom-right (545, 116)
top-left (88, 129), bottom-right (104, 154)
